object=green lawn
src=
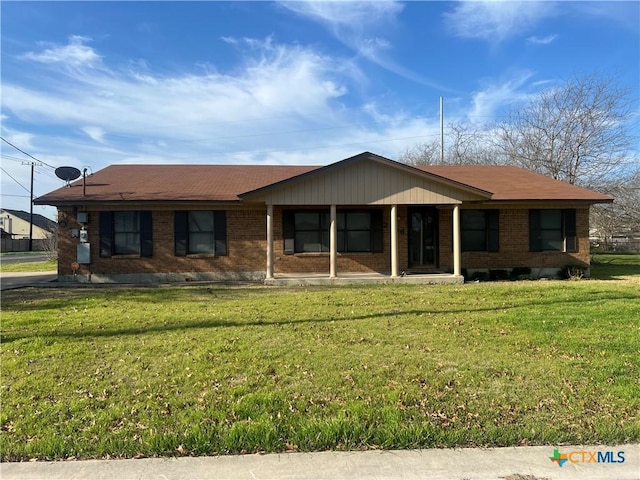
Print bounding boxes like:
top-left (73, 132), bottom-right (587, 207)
top-left (1, 277), bottom-right (638, 461)
top-left (591, 254), bottom-right (640, 280)
top-left (0, 259), bottom-right (57, 273)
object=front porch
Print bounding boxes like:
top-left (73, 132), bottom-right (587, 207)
top-left (265, 204), bottom-right (464, 280)
top-left (264, 271), bottom-right (464, 286)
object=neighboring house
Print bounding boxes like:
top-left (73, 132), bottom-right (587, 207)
top-left (34, 152), bottom-right (612, 284)
top-left (0, 208), bottom-right (57, 240)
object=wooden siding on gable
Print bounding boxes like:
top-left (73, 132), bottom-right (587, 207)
top-left (248, 160), bottom-right (488, 205)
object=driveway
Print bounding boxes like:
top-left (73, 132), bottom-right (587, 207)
top-left (0, 271), bottom-right (57, 291)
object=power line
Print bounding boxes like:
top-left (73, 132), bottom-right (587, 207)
top-left (0, 136), bottom-right (56, 169)
top-left (0, 167), bottom-right (31, 194)
top-left (0, 154), bottom-right (34, 163)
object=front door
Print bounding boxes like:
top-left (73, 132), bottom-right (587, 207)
top-left (408, 207), bottom-right (438, 269)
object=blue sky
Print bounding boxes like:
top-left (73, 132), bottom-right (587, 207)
top-left (1, 1), bottom-right (638, 220)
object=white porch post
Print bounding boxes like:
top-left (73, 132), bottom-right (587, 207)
top-left (391, 204), bottom-right (399, 277)
top-left (453, 204), bottom-right (461, 276)
top-left (330, 204), bottom-right (337, 278)
top-left (266, 204), bottom-right (274, 279)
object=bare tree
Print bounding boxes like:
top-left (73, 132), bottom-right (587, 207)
top-left (398, 122), bottom-right (499, 166)
top-left (497, 74), bottom-right (636, 189)
top-left (447, 122), bottom-right (500, 165)
top-left (398, 139), bottom-right (440, 165)
top-left (591, 166), bottom-right (640, 250)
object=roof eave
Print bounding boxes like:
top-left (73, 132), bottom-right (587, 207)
top-left (34, 198), bottom-right (243, 207)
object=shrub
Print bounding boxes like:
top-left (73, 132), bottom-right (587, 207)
top-left (509, 267), bottom-right (532, 281)
top-left (561, 265), bottom-right (586, 280)
top-left (489, 269), bottom-right (509, 281)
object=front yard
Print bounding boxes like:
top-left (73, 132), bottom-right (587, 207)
top-left (1, 272), bottom-right (638, 460)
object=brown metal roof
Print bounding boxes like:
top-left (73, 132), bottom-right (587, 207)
top-left (35, 156), bottom-right (613, 206)
top-left (417, 165), bottom-right (613, 202)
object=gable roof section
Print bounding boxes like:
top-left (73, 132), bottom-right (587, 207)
top-left (239, 152), bottom-right (492, 205)
top-left (35, 164), bottom-right (319, 205)
top-left (416, 165), bottom-right (613, 202)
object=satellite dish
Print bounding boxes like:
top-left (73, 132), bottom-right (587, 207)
top-left (55, 166), bottom-right (82, 185)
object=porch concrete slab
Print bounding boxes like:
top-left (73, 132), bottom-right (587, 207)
top-left (264, 272), bottom-right (464, 286)
top-left (2, 445), bottom-right (637, 480)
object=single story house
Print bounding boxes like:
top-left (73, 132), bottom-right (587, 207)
top-left (34, 152), bottom-right (612, 284)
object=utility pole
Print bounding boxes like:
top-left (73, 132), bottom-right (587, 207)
top-left (22, 161), bottom-right (42, 251)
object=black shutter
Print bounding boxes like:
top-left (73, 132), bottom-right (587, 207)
top-left (283, 210), bottom-right (295, 254)
top-left (214, 211), bottom-right (227, 256)
top-left (174, 211), bottom-right (188, 256)
top-left (487, 210), bottom-right (499, 252)
top-left (140, 211), bottom-right (153, 257)
top-left (99, 211), bottom-right (113, 257)
top-left (371, 209), bottom-right (383, 253)
top-left (529, 209), bottom-right (541, 252)
top-left (563, 209), bottom-right (577, 252)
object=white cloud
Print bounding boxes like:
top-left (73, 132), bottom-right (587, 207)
top-left (526, 34), bottom-right (557, 45)
top-left (444, 1), bottom-right (557, 43)
top-left (22, 35), bottom-right (102, 68)
top-left (82, 126), bottom-right (107, 143)
top-left (468, 71), bottom-right (536, 123)
top-left (278, 1), bottom-right (446, 90)
top-left (5, 36), bottom-right (355, 146)
top-left (279, 1), bottom-right (404, 29)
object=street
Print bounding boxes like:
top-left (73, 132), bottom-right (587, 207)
top-left (0, 253), bottom-right (50, 264)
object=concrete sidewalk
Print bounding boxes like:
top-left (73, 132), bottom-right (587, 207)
top-left (2, 445), bottom-right (638, 480)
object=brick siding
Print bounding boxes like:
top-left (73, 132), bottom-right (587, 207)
top-left (56, 204), bottom-right (592, 279)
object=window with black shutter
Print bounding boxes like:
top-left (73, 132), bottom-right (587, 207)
top-left (461, 210), bottom-right (499, 252)
top-left (99, 211), bottom-right (152, 257)
top-left (174, 211), bottom-right (227, 256)
top-left (529, 209), bottom-right (577, 252)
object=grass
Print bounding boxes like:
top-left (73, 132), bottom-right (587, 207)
top-left (591, 254), bottom-right (640, 281)
top-left (1, 273), bottom-right (639, 461)
top-left (0, 260), bottom-right (57, 273)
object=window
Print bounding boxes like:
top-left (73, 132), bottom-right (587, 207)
top-left (114, 211), bottom-right (140, 255)
top-left (338, 211), bottom-right (381, 252)
top-left (283, 209), bottom-right (383, 254)
top-left (99, 211), bottom-right (153, 257)
top-left (174, 211), bottom-right (227, 256)
top-left (294, 211), bottom-right (329, 253)
top-left (529, 209), bottom-right (577, 252)
top-left (461, 210), bottom-right (499, 252)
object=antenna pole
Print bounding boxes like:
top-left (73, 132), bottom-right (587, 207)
top-left (440, 96), bottom-right (444, 164)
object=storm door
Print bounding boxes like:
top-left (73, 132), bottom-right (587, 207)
top-left (408, 207), bottom-right (438, 269)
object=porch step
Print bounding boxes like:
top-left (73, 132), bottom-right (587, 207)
top-left (404, 268), bottom-right (447, 275)
top-left (264, 273), bottom-right (463, 286)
